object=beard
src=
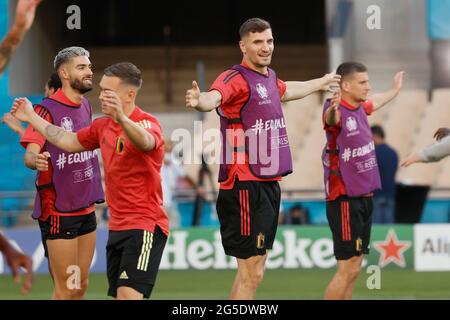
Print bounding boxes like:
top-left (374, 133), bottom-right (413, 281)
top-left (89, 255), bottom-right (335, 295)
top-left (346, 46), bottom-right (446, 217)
top-left (70, 76), bottom-right (93, 94)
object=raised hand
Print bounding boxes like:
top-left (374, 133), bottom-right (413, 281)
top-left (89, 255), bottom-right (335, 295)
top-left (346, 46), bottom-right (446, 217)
top-left (13, 0), bottom-right (42, 32)
top-left (321, 72), bottom-right (341, 92)
top-left (186, 80), bottom-right (201, 108)
top-left (330, 88), bottom-right (341, 111)
top-left (10, 97), bottom-right (34, 122)
top-left (392, 71), bottom-right (404, 92)
top-left (100, 90), bottom-right (125, 122)
top-left (433, 128), bottom-right (450, 141)
top-left (1, 112), bottom-right (24, 135)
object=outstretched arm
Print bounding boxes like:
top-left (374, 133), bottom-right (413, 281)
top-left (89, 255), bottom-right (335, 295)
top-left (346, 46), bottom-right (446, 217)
top-left (281, 72), bottom-right (341, 102)
top-left (1, 112), bottom-right (25, 136)
top-left (10, 98), bottom-right (86, 153)
top-left (370, 71), bottom-right (404, 112)
top-left (186, 80), bottom-right (222, 112)
top-left (0, 0), bottom-right (42, 74)
top-left (402, 135), bottom-right (450, 167)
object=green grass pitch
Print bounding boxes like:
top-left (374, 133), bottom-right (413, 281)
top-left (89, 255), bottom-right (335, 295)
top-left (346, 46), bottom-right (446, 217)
top-left (0, 269), bottom-right (449, 300)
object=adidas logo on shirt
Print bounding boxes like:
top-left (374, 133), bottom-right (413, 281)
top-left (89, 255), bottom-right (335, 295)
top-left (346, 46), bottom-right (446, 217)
top-left (119, 271), bottom-right (128, 280)
top-left (137, 120), bottom-right (152, 129)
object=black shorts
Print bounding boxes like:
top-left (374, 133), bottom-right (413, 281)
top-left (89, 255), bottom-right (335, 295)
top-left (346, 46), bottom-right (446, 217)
top-left (216, 179), bottom-right (281, 259)
top-left (106, 226), bottom-right (167, 299)
top-left (326, 196), bottom-right (373, 260)
top-left (38, 212), bottom-right (97, 258)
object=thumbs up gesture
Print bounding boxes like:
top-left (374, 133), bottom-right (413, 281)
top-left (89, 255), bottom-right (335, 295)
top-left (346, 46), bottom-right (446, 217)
top-left (186, 80), bottom-right (201, 109)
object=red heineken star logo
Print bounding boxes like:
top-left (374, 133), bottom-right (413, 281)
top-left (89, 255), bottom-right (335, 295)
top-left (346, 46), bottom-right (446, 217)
top-left (373, 229), bottom-right (411, 267)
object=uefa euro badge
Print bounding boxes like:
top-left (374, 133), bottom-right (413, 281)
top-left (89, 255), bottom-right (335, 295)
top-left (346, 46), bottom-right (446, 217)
top-left (356, 237), bottom-right (363, 252)
top-left (257, 233), bottom-right (265, 249)
top-left (346, 116), bottom-right (358, 132)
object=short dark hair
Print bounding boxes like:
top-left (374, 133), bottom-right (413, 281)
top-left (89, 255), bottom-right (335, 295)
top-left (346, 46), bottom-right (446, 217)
top-left (336, 62), bottom-right (368, 80)
top-left (239, 18), bottom-right (271, 39)
top-left (104, 62), bottom-right (142, 89)
top-left (371, 125), bottom-right (385, 139)
top-left (47, 72), bottom-right (62, 91)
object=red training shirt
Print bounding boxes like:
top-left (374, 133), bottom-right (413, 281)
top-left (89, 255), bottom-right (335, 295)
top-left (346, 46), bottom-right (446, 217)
top-left (77, 106), bottom-right (169, 236)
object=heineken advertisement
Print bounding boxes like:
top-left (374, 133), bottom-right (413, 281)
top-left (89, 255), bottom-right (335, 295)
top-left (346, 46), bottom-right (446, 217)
top-left (2, 224), bottom-right (449, 274)
top-left (159, 225), bottom-right (414, 270)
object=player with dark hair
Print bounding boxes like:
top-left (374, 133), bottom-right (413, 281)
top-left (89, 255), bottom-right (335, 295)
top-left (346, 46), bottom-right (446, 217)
top-left (18, 46), bottom-right (105, 299)
top-left (186, 17), bottom-right (340, 299)
top-left (12, 62), bottom-right (169, 300)
top-left (322, 61), bottom-right (403, 299)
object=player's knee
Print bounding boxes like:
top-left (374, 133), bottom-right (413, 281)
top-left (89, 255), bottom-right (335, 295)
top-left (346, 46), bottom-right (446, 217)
top-left (53, 287), bottom-right (82, 300)
top-left (346, 268), bottom-right (361, 282)
top-left (75, 278), bottom-right (89, 297)
top-left (81, 278), bottom-right (89, 290)
top-left (71, 289), bottom-right (85, 300)
top-left (242, 269), bottom-right (264, 288)
top-left (339, 264), bottom-right (361, 282)
top-left (53, 277), bottom-right (88, 300)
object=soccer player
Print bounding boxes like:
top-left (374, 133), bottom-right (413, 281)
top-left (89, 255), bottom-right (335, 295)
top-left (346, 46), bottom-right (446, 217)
top-left (402, 128), bottom-right (450, 167)
top-left (322, 62), bottom-right (403, 299)
top-left (12, 62), bottom-right (169, 300)
top-left (0, 0), bottom-right (42, 295)
top-left (44, 72), bottom-right (62, 97)
top-left (2, 72), bottom-right (62, 137)
top-left (19, 47), bottom-right (105, 300)
top-left (185, 17), bottom-right (340, 300)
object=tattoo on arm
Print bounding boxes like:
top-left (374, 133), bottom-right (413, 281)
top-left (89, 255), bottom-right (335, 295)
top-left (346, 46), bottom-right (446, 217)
top-left (0, 26), bottom-right (24, 74)
top-left (0, 45), bottom-right (13, 74)
top-left (45, 125), bottom-right (65, 143)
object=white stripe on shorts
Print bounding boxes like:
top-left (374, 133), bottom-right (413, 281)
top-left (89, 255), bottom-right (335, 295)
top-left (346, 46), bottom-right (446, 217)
top-left (137, 230), bottom-right (153, 271)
